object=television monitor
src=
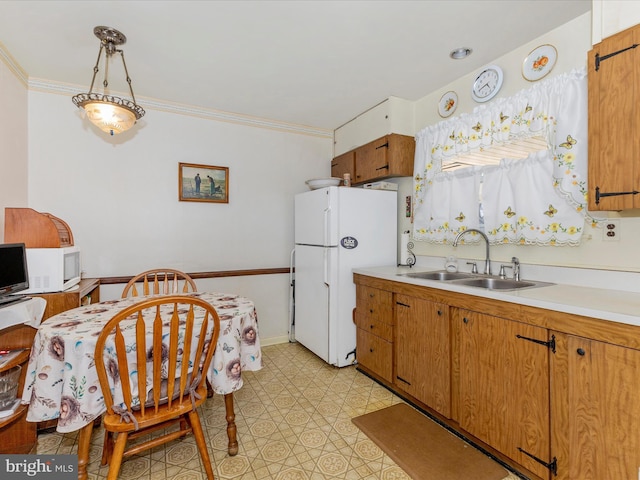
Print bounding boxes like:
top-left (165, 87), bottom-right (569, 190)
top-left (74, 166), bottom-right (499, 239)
top-left (0, 242), bottom-right (29, 306)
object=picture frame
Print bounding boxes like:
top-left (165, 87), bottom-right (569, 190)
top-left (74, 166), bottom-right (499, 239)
top-left (179, 162), bottom-right (229, 203)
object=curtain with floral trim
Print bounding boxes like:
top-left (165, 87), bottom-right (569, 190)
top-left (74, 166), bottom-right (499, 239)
top-left (414, 166), bottom-right (482, 242)
top-left (412, 67), bottom-right (597, 245)
top-left (482, 151), bottom-right (585, 245)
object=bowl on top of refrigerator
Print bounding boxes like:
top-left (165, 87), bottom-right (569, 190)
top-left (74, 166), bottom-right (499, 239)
top-left (305, 178), bottom-right (342, 190)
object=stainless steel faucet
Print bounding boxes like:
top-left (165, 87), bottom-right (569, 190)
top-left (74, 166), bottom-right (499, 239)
top-left (453, 229), bottom-right (492, 275)
top-left (511, 257), bottom-right (520, 281)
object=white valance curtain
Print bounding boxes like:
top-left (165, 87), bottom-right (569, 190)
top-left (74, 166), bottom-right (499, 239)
top-left (413, 68), bottom-right (596, 245)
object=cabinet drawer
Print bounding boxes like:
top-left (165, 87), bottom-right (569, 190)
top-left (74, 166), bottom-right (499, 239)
top-left (357, 328), bottom-right (393, 383)
top-left (354, 312), bottom-right (393, 342)
top-left (356, 285), bottom-right (393, 324)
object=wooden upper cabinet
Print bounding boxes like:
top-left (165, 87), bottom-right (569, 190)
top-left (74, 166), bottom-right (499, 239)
top-left (330, 150), bottom-right (355, 180)
top-left (354, 134), bottom-right (414, 184)
top-left (588, 23), bottom-right (640, 210)
top-left (332, 133), bottom-right (415, 185)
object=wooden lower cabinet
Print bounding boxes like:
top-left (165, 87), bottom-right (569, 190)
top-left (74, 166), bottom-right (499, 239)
top-left (0, 324), bottom-right (37, 453)
top-left (354, 284), bottom-right (393, 383)
top-left (395, 294), bottom-right (450, 418)
top-left (457, 309), bottom-right (551, 478)
top-left (354, 273), bottom-right (640, 479)
top-left (552, 333), bottom-right (640, 480)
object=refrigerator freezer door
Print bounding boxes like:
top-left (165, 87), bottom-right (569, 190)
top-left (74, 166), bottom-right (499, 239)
top-left (294, 187), bottom-right (339, 247)
top-left (294, 244), bottom-right (332, 363)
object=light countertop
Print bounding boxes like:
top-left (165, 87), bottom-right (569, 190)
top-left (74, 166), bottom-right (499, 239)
top-left (353, 265), bottom-right (640, 328)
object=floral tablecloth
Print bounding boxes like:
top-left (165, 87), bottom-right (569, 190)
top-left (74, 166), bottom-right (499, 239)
top-left (21, 292), bottom-right (262, 433)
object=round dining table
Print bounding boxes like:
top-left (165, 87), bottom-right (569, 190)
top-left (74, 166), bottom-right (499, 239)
top-left (21, 291), bottom-right (262, 480)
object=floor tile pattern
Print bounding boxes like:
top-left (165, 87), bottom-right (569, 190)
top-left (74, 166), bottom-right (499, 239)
top-left (35, 342), bottom-right (517, 479)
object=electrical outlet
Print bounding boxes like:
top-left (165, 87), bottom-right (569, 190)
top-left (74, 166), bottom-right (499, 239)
top-left (602, 219), bottom-right (621, 242)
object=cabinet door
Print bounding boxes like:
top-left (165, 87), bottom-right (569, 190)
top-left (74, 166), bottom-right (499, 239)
top-left (459, 310), bottom-right (551, 479)
top-left (354, 136), bottom-right (390, 183)
top-left (552, 333), bottom-right (640, 480)
top-left (588, 23), bottom-right (640, 210)
top-left (354, 134), bottom-right (415, 184)
top-left (386, 134), bottom-right (415, 177)
top-left (331, 151), bottom-right (355, 180)
top-left (396, 294), bottom-right (450, 417)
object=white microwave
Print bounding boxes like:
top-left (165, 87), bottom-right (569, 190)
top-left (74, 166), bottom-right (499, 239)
top-left (23, 246), bottom-right (81, 293)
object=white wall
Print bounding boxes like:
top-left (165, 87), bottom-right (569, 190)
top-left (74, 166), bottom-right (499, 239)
top-left (0, 82), bottom-right (333, 345)
top-left (27, 91), bottom-right (331, 275)
top-left (413, 13), bottom-right (593, 130)
top-left (0, 48), bottom-right (28, 234)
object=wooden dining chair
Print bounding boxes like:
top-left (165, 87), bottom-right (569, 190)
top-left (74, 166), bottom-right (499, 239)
top-left (121, 269), bottom-right (197, 298)
top-left (121, 269), bottom-right (214, 397)
top-left (95, 295), bottom-right (220, 480)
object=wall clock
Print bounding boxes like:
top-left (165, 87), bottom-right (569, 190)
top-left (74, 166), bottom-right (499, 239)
top-left (471, 65), bottom-right (503, 103)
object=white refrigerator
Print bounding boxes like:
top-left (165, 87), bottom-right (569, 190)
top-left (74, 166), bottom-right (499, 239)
top-left (294, 186), bottom-right (397, 367)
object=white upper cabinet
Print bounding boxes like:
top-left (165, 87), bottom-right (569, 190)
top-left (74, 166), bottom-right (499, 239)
top-left (592, 0), bottom-right (640, 43)
top-left (333, 97), bottom-right (414, 156)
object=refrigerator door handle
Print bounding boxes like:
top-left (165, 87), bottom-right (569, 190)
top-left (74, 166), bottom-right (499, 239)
top-left (323, 206), bottom-right (331, 246)
top-left (323, 248), bottom-right (330, 287)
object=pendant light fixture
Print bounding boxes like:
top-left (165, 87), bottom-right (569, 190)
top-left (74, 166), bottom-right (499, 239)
top-left (72, 26), bottom-right (145, 136)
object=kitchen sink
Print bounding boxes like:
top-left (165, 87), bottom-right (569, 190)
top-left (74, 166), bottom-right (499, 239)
top-left (401, 270), bottom-right (478, 281)
top-left (451, 277), bottom-right (553, 291)
top-left (399, 270), bottom-right (554, 291)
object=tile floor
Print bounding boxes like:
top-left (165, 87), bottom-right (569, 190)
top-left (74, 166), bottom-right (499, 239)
top-left (35, 342), bottom-right (519, 479)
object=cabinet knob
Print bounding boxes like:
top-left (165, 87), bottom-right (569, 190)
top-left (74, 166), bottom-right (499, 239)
top-left (369, 324), bottom-right (374, 329)
top-left (577, 348), bottom-right (586, 356)
top-left (369, 309), bottom-right (374, 313)
top-left (463, 317), bottom-right (469, 324)
top-left (437, 310), bottom-right (442, 316)
top-left (370, 348), bottom-right (374, 353)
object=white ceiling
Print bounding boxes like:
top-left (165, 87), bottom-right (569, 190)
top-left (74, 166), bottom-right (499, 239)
top-left (0, 0), bottom-right (591, 131)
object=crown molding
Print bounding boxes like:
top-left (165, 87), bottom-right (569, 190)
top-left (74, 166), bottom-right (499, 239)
top-left (0, 37), bottom-right (331, 139)
top-left (0, 41), bottom-right (28, 87)
top-left (26, 77), bottom-right (332, 138)
top-left (28, 78), bottom-right (333, 139)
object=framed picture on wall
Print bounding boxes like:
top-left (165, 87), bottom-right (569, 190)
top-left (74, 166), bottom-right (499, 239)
top-left (179, 162), bottom-right (229, 203)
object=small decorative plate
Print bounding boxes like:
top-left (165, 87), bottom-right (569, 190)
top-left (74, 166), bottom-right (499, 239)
top-left (438, 91), bottom-right (458, 117)
top-left (522, 44), bottom-right (557, 82)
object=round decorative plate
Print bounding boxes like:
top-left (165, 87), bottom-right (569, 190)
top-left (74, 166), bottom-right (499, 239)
top-left (438, 91), bottom-right (458, 117)
top-left (522, 44), bottom-right (557, 81)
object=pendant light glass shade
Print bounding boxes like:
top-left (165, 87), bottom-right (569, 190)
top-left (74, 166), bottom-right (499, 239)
top-left (72, 26), bottom-right (145, 136)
